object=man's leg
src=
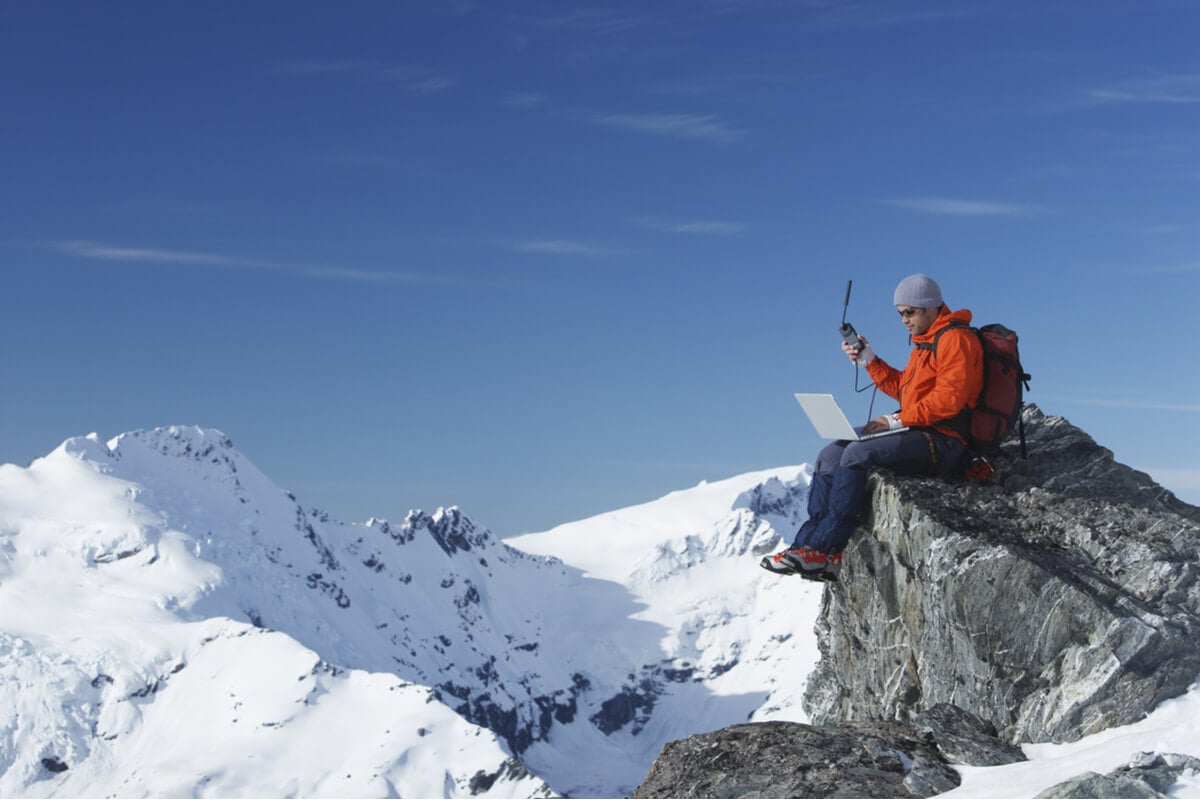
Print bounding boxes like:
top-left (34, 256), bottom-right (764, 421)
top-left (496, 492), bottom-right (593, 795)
top-left (760, 440), bottom-right (846, 575)
top-left (804, 465), bottom-right (869, 556)
top-left (788, 470), bottom-right (831, 548)
top-left (801, 430), bottom-right (940, 576)
top-left (790, 440), bottom-right (846, 548)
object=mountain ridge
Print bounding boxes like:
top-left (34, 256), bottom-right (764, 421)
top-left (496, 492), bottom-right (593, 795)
top-left (0, 426), bottom-right (817, 797)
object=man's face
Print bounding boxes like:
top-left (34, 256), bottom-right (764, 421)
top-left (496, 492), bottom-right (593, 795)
top-left (897, 305), bottom-right (939, 337)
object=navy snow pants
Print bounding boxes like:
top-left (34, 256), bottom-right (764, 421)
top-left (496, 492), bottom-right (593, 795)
top-left (790, 427), bottom-right (966, 556)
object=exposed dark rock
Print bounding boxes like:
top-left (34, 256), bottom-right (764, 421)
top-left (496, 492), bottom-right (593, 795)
top-left (468, 756), bottom-right (549, 796)
top-left (591, 674), bottom-right (663, 736)
top-left (632, 719), bottom-right (963, 799)
top-left (1035, 752), bottom-right (1200, 798)
top-left (408, 507), bottom-right (491, 557)
top-left (304, 572), bottom-right (351, 608)
top-left (735, 476), bottom-right (811, 524)
top-left (436, 670), bottom-right (591, 755)
top-left (41, 757), bottom-right (69, 774)
top-left (908, 703), bottom-right (1025, 767)
top-left (803, 406), bottom-right (1200, 745)
top-left (92, 546), bottom-right (144, 564)
top-left (367, 517), bottom-right (416, 546)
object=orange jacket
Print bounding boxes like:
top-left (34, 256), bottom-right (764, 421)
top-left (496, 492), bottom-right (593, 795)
top-left (865, 307), bottom-right (984, 442)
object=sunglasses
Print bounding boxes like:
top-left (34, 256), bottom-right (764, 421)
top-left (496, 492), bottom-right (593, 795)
top-left (897, 307), bottom-right (924, 318)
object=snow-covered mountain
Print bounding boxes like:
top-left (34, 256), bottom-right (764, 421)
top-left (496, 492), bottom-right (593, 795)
top-left (6, 425), bottom-right (1200, 799)
top-left (505, 469), bottom-right (826, 795)
top-left (0, 426), bottom-right (822, 798)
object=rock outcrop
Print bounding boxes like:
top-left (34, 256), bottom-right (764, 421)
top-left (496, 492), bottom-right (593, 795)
top-left (632, 719), bottom-right (961, 799)
top-left (1036, 752), bottom-right (1200, 798)
top-left (804, 406), bottom-right (1200, 743)
top-left (633, 705), bottom-right (1025, 799)
top-left (635, 407), bottom-right (1200, 798)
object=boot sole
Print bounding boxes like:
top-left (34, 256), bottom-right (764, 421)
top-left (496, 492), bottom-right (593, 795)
top-left (759, 556), bottom-right (797, 575)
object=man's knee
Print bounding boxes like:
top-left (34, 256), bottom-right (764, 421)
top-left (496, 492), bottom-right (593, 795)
top-left (838, 441), bottom-right (876, 471)
top-left (816, 441), bottom-right (848, 474)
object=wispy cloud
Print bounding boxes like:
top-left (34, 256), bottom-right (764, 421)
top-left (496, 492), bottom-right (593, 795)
top-left (592, 112), bottom-right (744, 144)
top-left (54, 241), bottom-right (266, 269)
top-left (512, 239), bottom-right (608, 256)
top-left (638, 218), bottom-right (746, 235)
top-left (533, 8), bottom-right (660, 37)
top-left (1088, 73), bottom-right (1200, 105)
top-left (508, 93), bottom-right (745, 147)
top-left (274, 60), bottom-right (459, 95)
top-left (508, 7), bottom-right (688, 64)
top-left (405, 75), bottom-right (460, 95)
top-left (644, 71), bottom-right (804, 98)
top-left (49, 241), bottom-right (503, 288)
top-left (882, 196), bottom-right (1042, 217)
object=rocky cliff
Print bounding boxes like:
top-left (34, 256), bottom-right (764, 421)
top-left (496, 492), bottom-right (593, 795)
top-left (635, 407), bottom-right (1200, 798)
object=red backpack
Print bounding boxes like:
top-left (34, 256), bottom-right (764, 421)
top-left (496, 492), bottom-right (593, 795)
top-left (918, 323), bottom-right (1032, 459)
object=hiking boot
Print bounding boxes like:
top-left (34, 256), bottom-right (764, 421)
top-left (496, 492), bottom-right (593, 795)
top-left (761, 548), bottom-right (843, 580)
top-left (792, 550), bottom-right (842, 582)
top-left (774, 547), bottom-right (830, 575)
top-left (760, 549), bottom-right (802, 574)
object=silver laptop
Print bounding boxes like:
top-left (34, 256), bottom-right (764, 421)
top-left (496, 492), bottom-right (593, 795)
top-left (793, 393), bottom-right (909, 441)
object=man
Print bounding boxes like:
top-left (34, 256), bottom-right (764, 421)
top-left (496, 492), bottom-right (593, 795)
top-left (761, 273), bottom-right (983, 581)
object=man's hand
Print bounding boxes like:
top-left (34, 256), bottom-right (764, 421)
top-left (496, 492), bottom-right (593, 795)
top-left (862, 416), bottom-right (889, 434)
top-left (862, 414), bottom-right (902, 434)
top-left (842, 336), bottom-right (875, 366)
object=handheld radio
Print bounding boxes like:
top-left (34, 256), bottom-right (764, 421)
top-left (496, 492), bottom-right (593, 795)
top-left (839, 279), bottom-right (863, 353)
top-left (841, 279), bottom-right (878, 405)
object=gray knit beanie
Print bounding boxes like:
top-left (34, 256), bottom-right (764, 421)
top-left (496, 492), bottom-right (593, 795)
top-left (893, 273), bottom-right (943, 308)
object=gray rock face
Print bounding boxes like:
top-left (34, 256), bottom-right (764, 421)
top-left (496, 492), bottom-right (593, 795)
top-left (907, 703), bottom-right (1026, 766)
top-left (628, 705), bottom-right (1022, 800)
top-left (803, 406), bottom-right (1200, 745)
top-left (631, 705), bottom-right (1023, 799)
top-left (632, 720), bottom-right (963, 799)
top-left (635, 407), bottom-right (1200, 799)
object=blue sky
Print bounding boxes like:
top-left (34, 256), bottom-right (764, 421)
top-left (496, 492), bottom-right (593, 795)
top-left (3, 1), bottom-right (1198, 535)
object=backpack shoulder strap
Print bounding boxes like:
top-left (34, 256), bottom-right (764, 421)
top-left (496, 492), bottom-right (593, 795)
top-left (914, 321), bottom-right (971, 355)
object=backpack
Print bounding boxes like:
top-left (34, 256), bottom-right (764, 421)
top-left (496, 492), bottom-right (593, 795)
top-left (918, 322), bottom-right (1032, 458)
